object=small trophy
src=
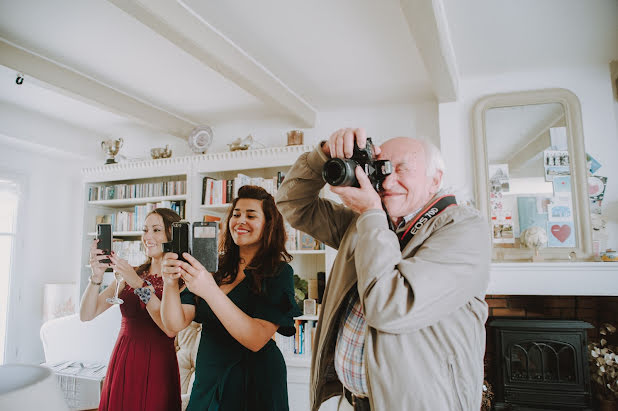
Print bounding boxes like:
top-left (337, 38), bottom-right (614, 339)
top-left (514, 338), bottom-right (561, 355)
top-left (101, 138), bottom-right (123, 164)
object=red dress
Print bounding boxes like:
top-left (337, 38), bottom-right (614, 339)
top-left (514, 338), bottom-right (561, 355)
top-left (99, 274), bottom-right (181, 411)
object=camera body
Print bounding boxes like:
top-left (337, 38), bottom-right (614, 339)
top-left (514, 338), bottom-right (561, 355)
top-left (322, 137), bottom-right (392, 191)
top-left (162, 221), bottom-right (219, 273)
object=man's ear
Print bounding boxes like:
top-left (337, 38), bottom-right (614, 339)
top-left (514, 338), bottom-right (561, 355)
top-left (430, 170), bottom-right (443, 194)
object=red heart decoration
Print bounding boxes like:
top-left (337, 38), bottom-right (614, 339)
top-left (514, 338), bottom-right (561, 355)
top-left (551, 224), bottom-right (571, 243)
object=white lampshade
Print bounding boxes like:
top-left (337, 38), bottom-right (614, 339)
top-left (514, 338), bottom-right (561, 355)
top-left (0, 364), bottom-right (68, 410)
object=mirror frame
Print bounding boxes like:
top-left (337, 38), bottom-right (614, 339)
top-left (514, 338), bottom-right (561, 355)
top-left (472, 88), bottom-right (592, 261)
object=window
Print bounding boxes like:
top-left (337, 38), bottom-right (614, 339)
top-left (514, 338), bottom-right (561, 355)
top-left (0, 178), bottom-right (19, 364)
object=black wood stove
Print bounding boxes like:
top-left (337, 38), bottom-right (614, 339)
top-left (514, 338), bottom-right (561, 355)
top-left (490, 319), bottom-right (593, 410)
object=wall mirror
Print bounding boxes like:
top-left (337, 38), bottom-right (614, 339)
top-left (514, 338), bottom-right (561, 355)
top-left (473, 88), bottom-right (592, 261)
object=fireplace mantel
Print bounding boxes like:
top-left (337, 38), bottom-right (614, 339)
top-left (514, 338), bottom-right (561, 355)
top-left (488, 262), bottom-right (618, 296)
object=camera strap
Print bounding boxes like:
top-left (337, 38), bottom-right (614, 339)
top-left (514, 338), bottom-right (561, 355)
top-left (398, 194), bottom-right (457, 250)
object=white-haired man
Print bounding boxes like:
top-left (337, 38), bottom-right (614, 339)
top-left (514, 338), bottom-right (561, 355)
top-left (276, 128), bottom-right (490, 410)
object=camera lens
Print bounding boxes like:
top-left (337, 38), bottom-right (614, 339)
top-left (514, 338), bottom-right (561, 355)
top-left (322, 158), bottom-right (359, 187)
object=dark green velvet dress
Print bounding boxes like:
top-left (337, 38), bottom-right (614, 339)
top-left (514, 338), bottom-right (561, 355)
top-left (180, 262), bottom-right (301, 411)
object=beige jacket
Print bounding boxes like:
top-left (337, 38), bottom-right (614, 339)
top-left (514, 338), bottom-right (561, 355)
top-left (276, 145), bottom-right (491, 411)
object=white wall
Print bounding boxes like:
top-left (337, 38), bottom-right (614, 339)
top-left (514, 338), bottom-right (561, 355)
top-left (0, 137), bottom-right (85, 364)
top-left (204, 102), bottom-right (439, 152)
top-left (439, 64), bottom-right (618, 249)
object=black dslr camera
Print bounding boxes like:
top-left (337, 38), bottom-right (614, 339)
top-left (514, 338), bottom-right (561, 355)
top-left (322, 137), bottom-right (392, 191)
top-left (162, 221), bottom-right (219, 273)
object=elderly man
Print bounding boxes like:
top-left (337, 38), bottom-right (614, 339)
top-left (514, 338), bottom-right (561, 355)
top-left (275, 128), bottom-right (490, 411)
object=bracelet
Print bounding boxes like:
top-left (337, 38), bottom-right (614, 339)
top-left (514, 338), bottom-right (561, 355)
top-left (134, 279), bottom-right (153, 305)
top-left (89, 275), bottom-right (102, 286)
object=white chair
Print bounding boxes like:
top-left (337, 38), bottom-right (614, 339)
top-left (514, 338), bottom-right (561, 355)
top-left (40, 306), bottom-right (201, 411)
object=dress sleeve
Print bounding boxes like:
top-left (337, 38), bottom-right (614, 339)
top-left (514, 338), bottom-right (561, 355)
top-left (253, 263), bottom-right (302, 336)
top-left (180, 288), bottom-right (204, 323)
top-left (180, 287), bottom-right (196, 305)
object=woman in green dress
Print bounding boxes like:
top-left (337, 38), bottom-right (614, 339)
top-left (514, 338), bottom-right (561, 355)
top-left (161, 185), bottom-right (301, 411)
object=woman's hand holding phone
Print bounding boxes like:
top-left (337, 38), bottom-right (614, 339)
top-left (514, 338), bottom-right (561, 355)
top-left (177, 253), bottom-right (217, 299)
top-left (162, 252), bottom-right (183, 288)
top-left (89, 239), bottom-right (109, 281)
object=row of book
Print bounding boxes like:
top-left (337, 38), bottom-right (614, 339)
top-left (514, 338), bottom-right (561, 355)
top-left (111, 240), bottom-right (147, 266)
top-left (95, 201), bottom-right (185, 232)
top-left (88, 180), bottom-right (186, 201)
top-left (285, 222), bottom-right (325, 251)
top-left (275, 319), bottom-right (317, 356)
top-left (202, 172), bottom-right (284, 205)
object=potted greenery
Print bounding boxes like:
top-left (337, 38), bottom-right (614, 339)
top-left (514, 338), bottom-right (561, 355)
top-left (588, 323), bottom-right (618, 410)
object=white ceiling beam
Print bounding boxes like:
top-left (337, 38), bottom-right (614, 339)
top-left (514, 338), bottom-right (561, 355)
top-left (0, 38), bottom-right (196, 138)
top-left (506, 112), bottom-right (565, 171)
top-left (400, 0), bottom-right (459, 102)
top-left (107, 0), bottom-right (317, 127)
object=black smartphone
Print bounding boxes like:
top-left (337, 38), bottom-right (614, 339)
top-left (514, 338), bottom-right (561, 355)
top-left (192, 221), bottom-right (219, 273)
top-left (96, 223), bottom-right (112, 264)
top-left (162, 221), bottom-right (191, 262)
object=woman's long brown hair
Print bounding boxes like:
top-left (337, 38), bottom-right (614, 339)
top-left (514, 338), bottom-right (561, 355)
top-left (135, 208), bottom-right (182, 276)
top-left (215, 185), bottom-right (292, 294)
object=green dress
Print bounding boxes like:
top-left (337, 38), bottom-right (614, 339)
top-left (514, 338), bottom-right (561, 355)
top-left (180, 262), bottom-right (302, 411)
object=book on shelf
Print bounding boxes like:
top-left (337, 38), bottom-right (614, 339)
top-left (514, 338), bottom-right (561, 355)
top-left (88, 180), bottom-right (186, 201)
top-left (201, 173), bottom-right (281, 206)
top-left (276, 171), bottom-right (285, 189)
top-left (275, 317), bottom-right (317, 357)
top-left (296, 231), bottom-right (324, 250)
top-left (94, 201), bottom-right (185, 232)
top-left (111, 240), bottom-right (147, 266)
top-left (284, 222), bottom-right (297, 252)
top-left (203, 214), bottom-right (221, 223)
top-left (95, 214), bottom-right (114, 225)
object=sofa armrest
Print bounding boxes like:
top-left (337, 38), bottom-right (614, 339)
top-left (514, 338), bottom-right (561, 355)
top-left (40, 305), bottom-right (121, 364)
top-left (175, 321), bottom-right (201, 410)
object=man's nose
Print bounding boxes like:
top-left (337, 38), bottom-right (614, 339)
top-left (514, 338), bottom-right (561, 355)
top-left (381, 173), bottom-right (396, 190)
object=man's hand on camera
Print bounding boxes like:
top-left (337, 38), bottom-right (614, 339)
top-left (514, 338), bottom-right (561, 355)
top-left (330, 166), bottom-right (382, 214)
top-left (324, 128), bottom-right (381, 159)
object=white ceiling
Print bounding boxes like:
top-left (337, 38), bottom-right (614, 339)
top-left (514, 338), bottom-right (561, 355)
top-left (486, 102), bottom-right (564, 162)
top-left (0, 0), bottom-right (616, 153)
top-left (445, 0), bottom-right (618, 77)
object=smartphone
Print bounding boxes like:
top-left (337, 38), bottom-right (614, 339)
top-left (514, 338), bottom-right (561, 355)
top-left (192, 221), bottom-right (219, 273)
top-left (96, 223), bottom-right (112, 264)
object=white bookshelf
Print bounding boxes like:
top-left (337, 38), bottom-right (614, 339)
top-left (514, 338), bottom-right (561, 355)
top-left (80, 146), bottom-right (335, 405)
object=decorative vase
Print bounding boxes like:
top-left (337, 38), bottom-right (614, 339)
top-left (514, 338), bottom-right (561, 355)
top-left (599, 399), bottom-right (617, 411)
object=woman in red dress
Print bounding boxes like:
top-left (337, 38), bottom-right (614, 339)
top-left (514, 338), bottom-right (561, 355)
top-left (79, 208), bottom-right (183, 411)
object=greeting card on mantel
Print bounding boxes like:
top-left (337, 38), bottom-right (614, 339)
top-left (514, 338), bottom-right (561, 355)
top-left (547, 221), bottom-right (575, 247)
